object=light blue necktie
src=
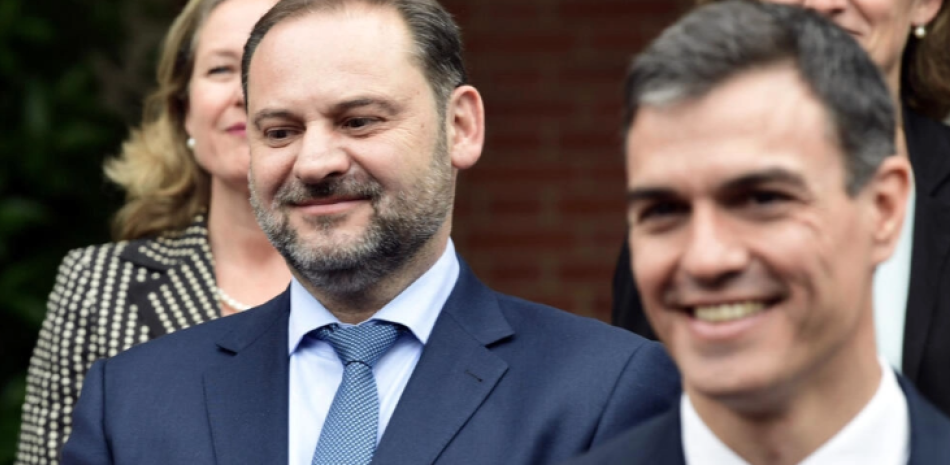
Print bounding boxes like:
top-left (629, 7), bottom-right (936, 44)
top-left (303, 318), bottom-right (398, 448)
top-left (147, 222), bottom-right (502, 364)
top-left (312, 322), bottom-right (401, 465)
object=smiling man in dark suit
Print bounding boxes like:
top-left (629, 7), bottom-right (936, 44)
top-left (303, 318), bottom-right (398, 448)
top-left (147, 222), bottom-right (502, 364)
top-left (568, 2), bottom-right (950, 464)
top-left (612, 0), bottom-right (950, 421)
top-left (59, 1), bottom-right (680, 464)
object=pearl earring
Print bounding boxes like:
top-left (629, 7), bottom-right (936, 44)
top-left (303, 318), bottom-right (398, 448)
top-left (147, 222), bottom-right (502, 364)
top-left (187, 137), bottom-right (196, 150)
top-left (914, 25), bottom-right (927, 39)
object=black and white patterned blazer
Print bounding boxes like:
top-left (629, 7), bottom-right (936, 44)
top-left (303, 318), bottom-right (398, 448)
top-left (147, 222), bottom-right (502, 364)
top-left (16, 216), bottom-right (220, 465)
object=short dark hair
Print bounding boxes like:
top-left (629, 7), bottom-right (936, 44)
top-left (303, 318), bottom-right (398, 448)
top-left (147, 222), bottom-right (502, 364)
top-left (241, 0), bottom-right (467, 113)
top-left (695, 0), bottom-right (950, 120)
top-left (624, 0), bottom-right (895, 194)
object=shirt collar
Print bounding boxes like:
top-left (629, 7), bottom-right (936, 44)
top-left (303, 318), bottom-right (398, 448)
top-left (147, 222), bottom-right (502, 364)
top-left (682, 393), bottom-right (747, 465)
top-left (799, 357), bottom-right (909, 464)
top-left (288, 239), bottom-right (460, 355)
top-left (682, 357), bottom-right (910, 465)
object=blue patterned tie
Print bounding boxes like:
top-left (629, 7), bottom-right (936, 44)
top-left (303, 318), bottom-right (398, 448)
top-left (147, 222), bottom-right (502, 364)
top-left (312, 322), bottom-right (401, 465)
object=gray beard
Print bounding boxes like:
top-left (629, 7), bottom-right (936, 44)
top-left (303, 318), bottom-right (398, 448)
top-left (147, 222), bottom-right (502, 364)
top-left (263, 192), bottom-right (444, 298)
top-left (250, 138), bottom-right (452, 300)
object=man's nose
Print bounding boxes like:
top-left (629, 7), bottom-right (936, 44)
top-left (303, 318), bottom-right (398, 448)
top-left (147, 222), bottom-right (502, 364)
top-left (679, 207), bottom-right (750, 287)
top-left (293, 127), bottom-right (352, 183)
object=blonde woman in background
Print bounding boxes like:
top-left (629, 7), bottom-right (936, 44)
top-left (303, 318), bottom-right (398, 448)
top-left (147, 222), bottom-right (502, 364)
top-left (15, 0), bottom-right (287, 462)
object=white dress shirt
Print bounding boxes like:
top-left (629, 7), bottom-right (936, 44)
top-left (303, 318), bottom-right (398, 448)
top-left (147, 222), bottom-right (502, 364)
top-left (682, 357), bottom-right (910, 465)
top-left (873, 184), bottom-right (916, 372)
top-left (287, 240), bottom-right (460, 465)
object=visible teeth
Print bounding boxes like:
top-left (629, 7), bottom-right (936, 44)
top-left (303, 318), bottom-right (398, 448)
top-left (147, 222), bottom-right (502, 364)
top-left (694, 301), bottom-right (766, 323)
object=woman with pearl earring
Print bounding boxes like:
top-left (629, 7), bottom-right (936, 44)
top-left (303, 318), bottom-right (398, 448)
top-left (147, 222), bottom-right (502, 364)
top-left (15, 0), bottom-right (290, 463)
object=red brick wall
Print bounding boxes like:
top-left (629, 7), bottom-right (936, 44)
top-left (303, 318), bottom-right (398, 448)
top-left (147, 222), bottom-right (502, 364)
top-left (445, 0), bottom-right (691, 321)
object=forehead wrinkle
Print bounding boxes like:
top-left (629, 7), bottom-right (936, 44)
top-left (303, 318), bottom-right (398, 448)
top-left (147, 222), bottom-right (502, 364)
top-left (247, 5), bottom-right (424, 113)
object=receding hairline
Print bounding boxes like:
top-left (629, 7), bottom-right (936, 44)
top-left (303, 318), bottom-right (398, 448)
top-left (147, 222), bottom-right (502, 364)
top-left (622, 0), bottom-right (896, 197)
top-left (626, 62), bottom-right (847, 182)
top-left (628, 61), bottom-right (838, 141)
top-left (244, 1), bottom-right (429, 104)
top-left (635, 59), bottom-right (797, 111)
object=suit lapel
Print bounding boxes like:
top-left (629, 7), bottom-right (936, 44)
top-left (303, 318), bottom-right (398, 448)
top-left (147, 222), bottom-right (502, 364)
top-left (899, 375), bottom-right (950, 465)
top-left (119, 218), bottom-right (220, 337)
top-left (204, 291), bottom-right (291, 465)
top-left (902, 109), bottom-right (950, 382)
top-left (649, 405), bottom-right (686, 465)
top-left (373, 260), bottom-right (513, 465)
top-left (603, 404), bottom-right (684, 465)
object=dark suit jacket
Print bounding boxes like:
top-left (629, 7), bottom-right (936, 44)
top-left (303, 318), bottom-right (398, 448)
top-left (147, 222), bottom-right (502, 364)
top-left (611, 109), bottom-right (950, 416)
top-left (62, 259), bottom-right (681, 465)
top-left (564, 376), bottom-right (950, 465)
top-left (17, 216), bottom-right (220, 465)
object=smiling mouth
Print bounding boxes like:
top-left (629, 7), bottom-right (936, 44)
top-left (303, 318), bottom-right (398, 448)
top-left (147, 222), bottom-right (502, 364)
top-left (286, 196), bottom-right (371, 217)
top-left (295, 195), bottom-right (367, 206)
top-left (691, 300), bottom-right (769, 323)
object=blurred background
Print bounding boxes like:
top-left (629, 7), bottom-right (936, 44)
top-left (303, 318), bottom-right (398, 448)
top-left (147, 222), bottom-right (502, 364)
top-left (0, 0), bottom-right (689, 462)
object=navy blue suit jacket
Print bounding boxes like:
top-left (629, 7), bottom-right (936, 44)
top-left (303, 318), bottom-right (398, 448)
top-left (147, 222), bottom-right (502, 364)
top-left (565, 376), bottom-right (950, 465)
top-left (62, 259), bottom-right (680, 465)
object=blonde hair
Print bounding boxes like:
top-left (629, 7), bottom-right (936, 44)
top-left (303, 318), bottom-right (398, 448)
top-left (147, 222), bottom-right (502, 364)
top-left (695, 0), bottom-right (950, 120)
top-left (105, 0), bottom-right (227, 240)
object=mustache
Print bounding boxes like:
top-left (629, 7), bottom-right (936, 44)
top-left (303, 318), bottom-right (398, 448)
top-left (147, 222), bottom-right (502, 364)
top-left (274, 176), bottom-right (383, 205)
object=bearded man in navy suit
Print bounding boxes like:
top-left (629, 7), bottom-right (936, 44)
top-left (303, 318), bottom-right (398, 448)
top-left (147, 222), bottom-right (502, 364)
top-left (568, 2), bottom-right (950, 464)
top-left (60, 0), bottom-right (680, 464)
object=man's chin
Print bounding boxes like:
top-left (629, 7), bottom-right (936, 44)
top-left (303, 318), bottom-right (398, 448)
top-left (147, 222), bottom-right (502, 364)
top-left (287, 241), bottom-right (375, 267)
top-left (686, 366), bottom-right (795, 415)
top-left (286, 219), bottom-right (373, 248)
top-left (287, 249), bottom-right (393, 297)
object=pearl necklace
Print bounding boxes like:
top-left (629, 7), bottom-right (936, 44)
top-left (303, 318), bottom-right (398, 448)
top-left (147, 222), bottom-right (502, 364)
top-left (216, 287), bottom-right (252, 312)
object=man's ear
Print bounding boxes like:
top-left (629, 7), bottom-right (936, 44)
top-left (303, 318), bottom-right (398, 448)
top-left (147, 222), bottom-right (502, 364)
top-left (445, 85), bottom-right (484, 171)
top-left (867, 156), bottom-right (912, 266)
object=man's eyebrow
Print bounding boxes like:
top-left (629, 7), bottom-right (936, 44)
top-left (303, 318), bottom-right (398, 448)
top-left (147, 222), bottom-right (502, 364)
top-left (720, 168), bottom-right (808, 192)
top-left (626, 187), bottom-right (679, 205)
top-left (251, 99), bottom-right (402, 130)
top-left (252, 110), bottom-right (295, 130)
top-left (625, 168), bottom-right (808, 205)
top-left (332, 98), bottom-right (401, 115)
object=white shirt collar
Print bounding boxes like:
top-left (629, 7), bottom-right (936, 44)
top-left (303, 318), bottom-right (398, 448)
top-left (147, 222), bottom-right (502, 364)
top-left (287, 239), bottom-right (460, 354)
top-left (682, 391), bottom-right (747, 465)
top-left (682, 357), bottom-right (910, 465)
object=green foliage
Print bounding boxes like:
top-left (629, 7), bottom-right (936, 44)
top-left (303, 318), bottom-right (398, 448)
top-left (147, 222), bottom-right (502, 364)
top-left (0, 0), bottom-right (177, 462)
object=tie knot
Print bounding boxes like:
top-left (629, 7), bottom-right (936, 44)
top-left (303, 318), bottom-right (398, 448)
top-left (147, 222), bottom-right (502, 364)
top-left (316, 322), bottom-right (401, 368)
